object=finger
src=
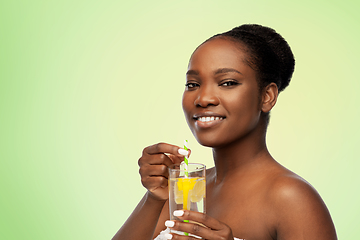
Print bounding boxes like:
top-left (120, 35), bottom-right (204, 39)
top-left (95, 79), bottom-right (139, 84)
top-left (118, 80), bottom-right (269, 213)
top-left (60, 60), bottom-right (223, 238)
top-left (187, 148), bottom-right (192, 158)
top-left (149, 154), bottom-right (175, 167)
top-left (165, 220), bottom-right (212, 240)
top-left (139, 164), bottom-right (169, 179)
top-left (165, 232), bottom-right (199, 240)
top-left (144, 143), bottom-right (190, 158)
top-left (168, 154), bottom-right (186, 165)
top-left (164, 229), bottom-right (199, 240)
top-left (173, 210), bottom-right (223, 231)
top-left (139, 153), bottom-right (174, 169)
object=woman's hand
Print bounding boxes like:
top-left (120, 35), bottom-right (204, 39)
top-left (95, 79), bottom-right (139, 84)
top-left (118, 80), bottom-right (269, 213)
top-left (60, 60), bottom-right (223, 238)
top-left (138, 143), bottom-right (190, 201)
top-left (164, 210), bottom-right (234, 240)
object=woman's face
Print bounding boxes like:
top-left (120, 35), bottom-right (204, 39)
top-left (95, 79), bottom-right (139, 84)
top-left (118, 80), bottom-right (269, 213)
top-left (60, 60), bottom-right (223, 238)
top-left (182, 38), bottom-right (263, 148)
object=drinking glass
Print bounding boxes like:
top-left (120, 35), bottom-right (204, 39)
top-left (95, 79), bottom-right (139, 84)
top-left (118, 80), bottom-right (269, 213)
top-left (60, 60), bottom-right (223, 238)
top-left (168, 162), bottom-right (206, 235)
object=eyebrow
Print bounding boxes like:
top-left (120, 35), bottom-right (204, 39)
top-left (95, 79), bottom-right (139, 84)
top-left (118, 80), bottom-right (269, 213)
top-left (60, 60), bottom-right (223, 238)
top-left (186, 69), bottom-right (199, 75)
top-left (214, 68), bottom-right (242, 75)
top-left (186, 68), bottom-right (242, 76)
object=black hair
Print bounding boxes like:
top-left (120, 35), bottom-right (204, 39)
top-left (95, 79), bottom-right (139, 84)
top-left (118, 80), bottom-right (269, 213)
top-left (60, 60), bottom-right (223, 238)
top-left (209, 24), bottom-right (295, 93)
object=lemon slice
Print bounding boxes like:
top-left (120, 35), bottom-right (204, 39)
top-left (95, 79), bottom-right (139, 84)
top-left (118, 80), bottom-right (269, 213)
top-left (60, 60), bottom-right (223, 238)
top-left (175, 185), bottom-right (183, 204)
top-left (174, 177), bottom-right (205, 208)
top-left (190, 179), bottom-right (205, 202)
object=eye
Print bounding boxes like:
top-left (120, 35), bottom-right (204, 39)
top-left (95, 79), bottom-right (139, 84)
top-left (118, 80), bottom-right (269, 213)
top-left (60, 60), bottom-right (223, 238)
top-left (185, 82), bottom-right (200, 90)
top-left (220, 80), bottom-right (239, 87)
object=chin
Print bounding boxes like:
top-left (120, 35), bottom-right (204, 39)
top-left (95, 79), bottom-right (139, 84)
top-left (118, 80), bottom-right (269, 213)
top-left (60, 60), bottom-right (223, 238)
top-left (193, 132), bottom-right (228, 148)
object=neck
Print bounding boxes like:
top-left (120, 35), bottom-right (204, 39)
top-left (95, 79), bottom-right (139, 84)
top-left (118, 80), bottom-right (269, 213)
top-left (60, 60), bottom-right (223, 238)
top-left (212, 122), bottom-right (271, 183)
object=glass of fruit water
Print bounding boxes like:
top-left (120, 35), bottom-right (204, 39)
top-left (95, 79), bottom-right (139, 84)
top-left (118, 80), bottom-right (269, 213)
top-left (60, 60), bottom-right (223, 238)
top-left (168, 162), bottom-right (206, 225)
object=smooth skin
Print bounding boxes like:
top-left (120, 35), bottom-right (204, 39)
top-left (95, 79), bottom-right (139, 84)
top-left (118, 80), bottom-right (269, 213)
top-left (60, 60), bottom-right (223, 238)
top-left (112, 38), bottom-right (337, 240)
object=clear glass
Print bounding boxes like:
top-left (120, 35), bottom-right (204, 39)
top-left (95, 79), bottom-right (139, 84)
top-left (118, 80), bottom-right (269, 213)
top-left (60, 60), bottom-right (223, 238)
top-left (168, 162), bottom-right (206, 221)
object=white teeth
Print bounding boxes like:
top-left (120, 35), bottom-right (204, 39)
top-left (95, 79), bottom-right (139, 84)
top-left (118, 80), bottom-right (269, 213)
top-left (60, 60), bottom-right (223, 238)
top-left (197, 116), bottom-right (223, 122)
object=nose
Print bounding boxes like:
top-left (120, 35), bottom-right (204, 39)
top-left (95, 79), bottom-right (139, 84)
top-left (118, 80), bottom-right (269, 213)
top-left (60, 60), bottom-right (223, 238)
top-left (194, 85), bottom-right (220, 108)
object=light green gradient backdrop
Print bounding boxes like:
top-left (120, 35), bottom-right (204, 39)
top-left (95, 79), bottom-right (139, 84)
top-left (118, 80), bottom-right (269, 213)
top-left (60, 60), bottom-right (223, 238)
top-left (1, 0), bottom-right (359, 239)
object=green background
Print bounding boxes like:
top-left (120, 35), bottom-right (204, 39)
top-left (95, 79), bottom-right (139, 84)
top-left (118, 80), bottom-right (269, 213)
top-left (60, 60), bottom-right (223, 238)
top-left (1, 0), bottom-right (359, 239)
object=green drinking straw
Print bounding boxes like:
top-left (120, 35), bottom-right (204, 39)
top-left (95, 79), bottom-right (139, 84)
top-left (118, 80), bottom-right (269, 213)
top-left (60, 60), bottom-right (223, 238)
top-left (184, 140), bottom-right (189, 177)
top-left (183, 140), bottom-right (189, 236)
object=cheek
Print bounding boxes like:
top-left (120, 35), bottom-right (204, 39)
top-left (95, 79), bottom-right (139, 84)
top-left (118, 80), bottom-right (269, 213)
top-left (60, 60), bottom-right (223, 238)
top-left (225, 90), bottom-right (257, 109)
top-left (223, 90), bottom-right (261, 122)
top-left (182, 92), bottom-right (192, 116)
top-left (182, 92), bottom-right (195, 131)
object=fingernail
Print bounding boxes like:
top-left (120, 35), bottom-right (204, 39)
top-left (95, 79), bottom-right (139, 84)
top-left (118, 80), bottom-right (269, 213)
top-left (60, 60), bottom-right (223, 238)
top-left (165, 220), bottom-right (175, 227)
top-left (173, 210), bottom-right (184, 216)
top-left (178, 148), bottom-right (189, 156)
top-left (164, 233), bottom-right (173, 239)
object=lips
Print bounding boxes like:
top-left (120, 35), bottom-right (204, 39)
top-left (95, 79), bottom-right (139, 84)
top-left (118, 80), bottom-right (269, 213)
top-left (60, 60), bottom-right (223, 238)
top-left (193, 112), bottom-right (226, 128)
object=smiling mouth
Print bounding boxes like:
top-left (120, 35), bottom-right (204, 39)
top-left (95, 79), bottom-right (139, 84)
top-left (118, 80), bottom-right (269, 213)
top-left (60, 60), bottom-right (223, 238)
top-left (195, 116), bottom-right (225, 122)
top-left (193, 114), bottom-right (226, 128)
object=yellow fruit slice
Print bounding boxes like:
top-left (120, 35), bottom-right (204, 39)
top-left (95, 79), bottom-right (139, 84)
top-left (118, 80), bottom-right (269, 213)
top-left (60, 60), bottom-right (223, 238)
top-left (174, 177), bottom-right (205, 209)
top-left (174, 184), bottom-right (183, 204)
top-left (190, 179), bottom-right (205, 202)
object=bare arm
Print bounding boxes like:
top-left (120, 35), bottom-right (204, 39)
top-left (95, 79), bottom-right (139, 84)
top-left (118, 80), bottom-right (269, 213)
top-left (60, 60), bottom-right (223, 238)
top-left (112, 143), bottom-right (188, 240)
top-left (112, 192), bottom-right (166, 240)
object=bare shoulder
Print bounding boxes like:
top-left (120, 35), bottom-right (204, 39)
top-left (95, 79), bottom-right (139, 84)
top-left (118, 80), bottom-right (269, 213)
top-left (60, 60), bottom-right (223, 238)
top-left (267, 170), bottom-right (320, 205)
top-left (265, 168), bottom-right (337, 240)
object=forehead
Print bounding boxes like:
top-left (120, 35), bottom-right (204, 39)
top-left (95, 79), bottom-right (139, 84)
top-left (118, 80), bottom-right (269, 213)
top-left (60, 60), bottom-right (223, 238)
top-left (188, 38), bottom-right (248, 71)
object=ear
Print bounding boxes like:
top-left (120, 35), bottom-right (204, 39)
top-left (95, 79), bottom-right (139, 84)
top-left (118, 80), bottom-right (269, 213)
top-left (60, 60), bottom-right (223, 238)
top-left (261, 83), bottom-right (278, 113)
